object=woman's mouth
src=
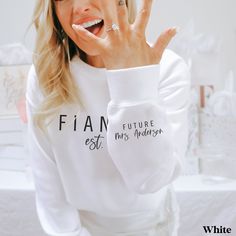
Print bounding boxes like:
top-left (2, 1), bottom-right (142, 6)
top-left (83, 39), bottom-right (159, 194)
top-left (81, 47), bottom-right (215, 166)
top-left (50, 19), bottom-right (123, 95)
top-left (80, 19), bottom-right (104, 36)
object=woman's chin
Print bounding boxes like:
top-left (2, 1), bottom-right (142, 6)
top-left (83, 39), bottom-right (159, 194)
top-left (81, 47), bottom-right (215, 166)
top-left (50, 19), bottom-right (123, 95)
top-left (84, 50), bottom-right (100, 57)
top-left (74, 43), bottom-right (100, 57)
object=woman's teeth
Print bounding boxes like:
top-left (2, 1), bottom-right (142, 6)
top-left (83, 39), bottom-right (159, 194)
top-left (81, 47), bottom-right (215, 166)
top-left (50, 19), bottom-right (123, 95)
top-left (80, 19), bottom-right (103, 29)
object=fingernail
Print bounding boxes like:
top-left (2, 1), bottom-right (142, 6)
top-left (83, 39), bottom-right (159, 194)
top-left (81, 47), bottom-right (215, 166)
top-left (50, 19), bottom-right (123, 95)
top-left (172, 26), bottom-right (180, 33)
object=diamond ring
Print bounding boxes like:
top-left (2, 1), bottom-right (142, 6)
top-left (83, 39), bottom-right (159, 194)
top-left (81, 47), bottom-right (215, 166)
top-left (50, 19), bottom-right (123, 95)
top-left (106, 23), bottom-right (120, 32)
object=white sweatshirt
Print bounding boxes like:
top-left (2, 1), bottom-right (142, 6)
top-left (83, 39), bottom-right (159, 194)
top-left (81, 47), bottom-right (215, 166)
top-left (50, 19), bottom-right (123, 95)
top-left (25, 49), bottom-right (190, 236)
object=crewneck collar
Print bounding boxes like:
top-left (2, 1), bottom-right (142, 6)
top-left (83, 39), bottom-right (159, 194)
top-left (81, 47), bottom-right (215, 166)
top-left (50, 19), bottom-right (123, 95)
top-left (70, 55), bottom-right (106, 81)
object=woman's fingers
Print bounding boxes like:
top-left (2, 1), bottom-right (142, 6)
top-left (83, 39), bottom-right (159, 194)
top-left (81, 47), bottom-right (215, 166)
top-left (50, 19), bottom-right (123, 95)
top-left (133, 0), bottom-right (153, 34)
top-left (116, 0), bottom-right (129, 31)
top-left (98, 0), bottom-right (119, 35)
top-left (153, 27), bottom-right (178, 61)
top-left (72, 24), bottom-right (103, 48)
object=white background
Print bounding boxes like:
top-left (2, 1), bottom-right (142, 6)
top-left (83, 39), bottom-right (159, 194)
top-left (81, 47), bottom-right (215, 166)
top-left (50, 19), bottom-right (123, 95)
top-left (0, 0), bottom-right (236, 88)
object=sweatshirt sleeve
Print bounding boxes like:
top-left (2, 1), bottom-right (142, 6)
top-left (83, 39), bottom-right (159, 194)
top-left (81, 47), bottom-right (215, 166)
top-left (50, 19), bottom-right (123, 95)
top-left (25, 66), bottom-right (91, 236)
top-left (106, 50), bottom-right (190, 194)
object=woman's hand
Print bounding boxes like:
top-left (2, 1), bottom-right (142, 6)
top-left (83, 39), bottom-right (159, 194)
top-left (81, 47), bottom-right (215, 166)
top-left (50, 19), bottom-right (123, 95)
top-left (72, 0), bottom-right (177, 70)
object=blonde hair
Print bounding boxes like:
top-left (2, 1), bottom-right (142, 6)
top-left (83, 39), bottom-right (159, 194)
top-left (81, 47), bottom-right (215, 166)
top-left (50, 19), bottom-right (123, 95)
top-left (32, 0), bottom-right (137, 131)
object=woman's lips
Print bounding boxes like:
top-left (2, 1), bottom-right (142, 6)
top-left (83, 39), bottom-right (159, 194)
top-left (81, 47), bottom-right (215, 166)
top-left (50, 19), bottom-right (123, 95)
top-left (73, 18), bottom-right (104, 36)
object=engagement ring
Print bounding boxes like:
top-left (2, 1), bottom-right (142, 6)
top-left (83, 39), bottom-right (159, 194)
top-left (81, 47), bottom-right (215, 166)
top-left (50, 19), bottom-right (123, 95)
top-left (106, 23), bottom-right (120, 32)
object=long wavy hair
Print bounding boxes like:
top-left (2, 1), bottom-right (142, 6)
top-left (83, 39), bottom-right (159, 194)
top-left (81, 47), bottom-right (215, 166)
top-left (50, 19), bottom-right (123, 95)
top-left (32, 0), bottom-right (137, 132)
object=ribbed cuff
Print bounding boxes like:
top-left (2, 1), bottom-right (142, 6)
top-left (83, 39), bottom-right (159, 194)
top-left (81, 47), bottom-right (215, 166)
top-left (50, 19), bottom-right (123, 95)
top-left (106, 64), bottom-right (160, 103)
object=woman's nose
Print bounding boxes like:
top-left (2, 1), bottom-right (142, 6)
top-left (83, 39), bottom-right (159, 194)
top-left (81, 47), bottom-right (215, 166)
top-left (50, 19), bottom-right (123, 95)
top-left (72, 0), bottom-right (91, 15)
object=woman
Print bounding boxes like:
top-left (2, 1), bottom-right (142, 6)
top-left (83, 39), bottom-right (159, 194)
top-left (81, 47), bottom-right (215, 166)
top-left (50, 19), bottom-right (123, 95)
top-left (26, 0), bottom-right (190, 235)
